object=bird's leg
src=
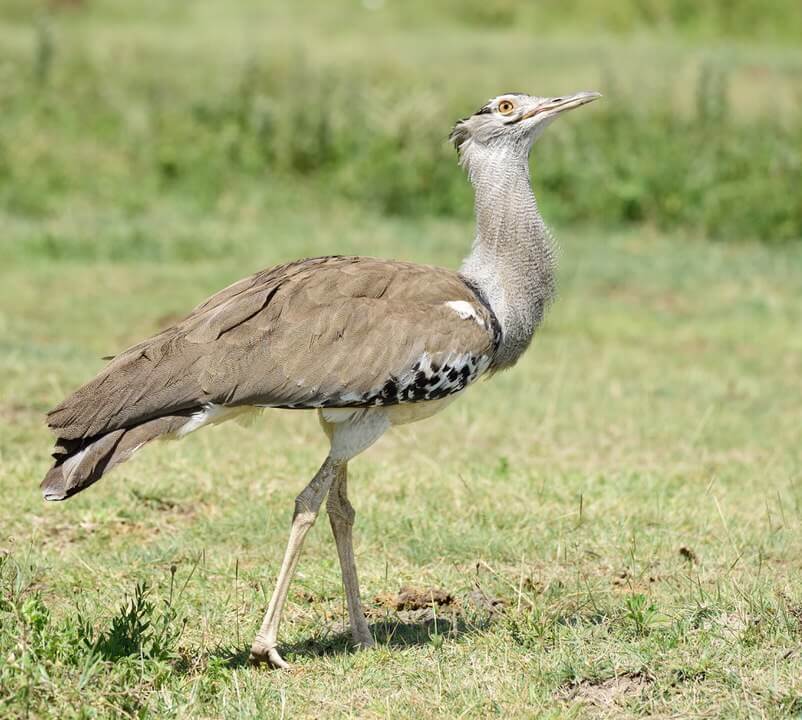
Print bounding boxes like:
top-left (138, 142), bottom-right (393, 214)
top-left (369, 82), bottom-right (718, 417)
top-left (249, 455), bottom-right (342, 669)
top-left (327, 463), bottom-right (373, 649)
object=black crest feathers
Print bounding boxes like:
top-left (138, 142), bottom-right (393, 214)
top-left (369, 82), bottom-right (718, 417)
top-left (449, 103), bottom-right (492, 152)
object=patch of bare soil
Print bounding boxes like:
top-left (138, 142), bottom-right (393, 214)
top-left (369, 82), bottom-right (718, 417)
top-left (31, 496), bottom-right (199, 550)
top-left (562, 672), bottom-right (652, 707)
top-left (702, 611), bottom-right (750, 646)
top-left (373, 586), bottom-right (456, 612)
top-left (367, 585), bottom-right (507, 625)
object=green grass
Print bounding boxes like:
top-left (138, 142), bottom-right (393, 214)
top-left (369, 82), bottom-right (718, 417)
top-left (2, 1), bottom-right (802, 242)
top-left (3, 202), bottom-right (802, 718)
top-left (2, 1), bottom-right (802, 717)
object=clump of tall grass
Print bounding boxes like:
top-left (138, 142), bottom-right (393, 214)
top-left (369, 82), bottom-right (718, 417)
top-left (537, 68), bottom-right (802, 242)
top-left (0, 553), bottom-right (188, 713)
top-left (1, 52), bottom-right (800, 244)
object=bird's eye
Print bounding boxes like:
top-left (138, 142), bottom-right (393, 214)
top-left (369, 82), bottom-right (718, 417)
top-left (497, 100), bottom-right (515, 115)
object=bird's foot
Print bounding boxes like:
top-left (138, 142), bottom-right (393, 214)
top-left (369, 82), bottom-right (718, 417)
top-left (248, 640), bottom-right (290, 670)
top-left (353, 631), bottom-right (375, 650)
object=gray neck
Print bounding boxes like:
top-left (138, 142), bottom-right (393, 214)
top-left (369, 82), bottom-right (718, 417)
top-left (459, 143), bottom-right (557, 370)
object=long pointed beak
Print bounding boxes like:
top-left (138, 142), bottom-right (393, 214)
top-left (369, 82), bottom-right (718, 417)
top-left (521, 91), bottom-right (602, 121)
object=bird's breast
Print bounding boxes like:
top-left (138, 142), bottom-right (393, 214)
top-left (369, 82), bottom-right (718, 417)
top-left (383, 393), bottom-right (462, 426)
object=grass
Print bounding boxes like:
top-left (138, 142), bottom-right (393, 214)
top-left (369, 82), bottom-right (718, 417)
top-left (3, 202), bottom-right (802, 718)
top-left (2, 1), bottom-right (802, 717)
top-left (2, 1), bottom-right (802, 242)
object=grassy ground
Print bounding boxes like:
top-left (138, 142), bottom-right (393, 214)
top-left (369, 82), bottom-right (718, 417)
top-left (3, 199), bottom-right (802, 718)
top-left (2, 1), bottom-right (802, 718)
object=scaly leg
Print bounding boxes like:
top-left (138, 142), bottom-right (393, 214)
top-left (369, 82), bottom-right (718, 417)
top-left (327, 463), bottom-right (373, 648)
top-left (249, 456), bottom-right (342, 668)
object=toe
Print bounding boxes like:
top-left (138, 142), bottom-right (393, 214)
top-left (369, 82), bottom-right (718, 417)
top-left (248, 643), bottom-right (290, 670)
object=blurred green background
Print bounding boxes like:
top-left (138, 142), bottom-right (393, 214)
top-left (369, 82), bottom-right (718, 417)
top-left (1, 0), bottom-right (801, 257)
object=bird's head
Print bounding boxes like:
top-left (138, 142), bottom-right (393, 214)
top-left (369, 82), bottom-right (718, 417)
top-left (450, 91), bottom-right (601, 172)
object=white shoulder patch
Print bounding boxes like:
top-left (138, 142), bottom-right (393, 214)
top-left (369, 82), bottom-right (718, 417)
top-left (445, 300), bottom-right (485, 327)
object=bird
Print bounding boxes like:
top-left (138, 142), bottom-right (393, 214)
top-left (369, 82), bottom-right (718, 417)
top-left (42, 90), bottom-right (601, 668)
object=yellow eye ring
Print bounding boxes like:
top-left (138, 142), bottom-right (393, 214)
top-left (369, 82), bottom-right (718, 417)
top-left (498, 100), bottom-right (515, 115)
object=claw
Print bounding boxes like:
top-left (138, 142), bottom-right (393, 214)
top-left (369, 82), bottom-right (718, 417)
top-left (248, 642), bottom-right (290, 670)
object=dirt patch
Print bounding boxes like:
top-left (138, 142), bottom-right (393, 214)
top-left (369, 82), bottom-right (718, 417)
top-left (373, 586), bottom-right (456, 611)
top-left (562, 672), bottom-right (652, 706)
top-left (129, 489), bottom-right (195, 514)
top-left (31, 497), bottom-right (200, 550)
top-left (33, 517), bottom-right (158, 546)
top-left (709, 611), bottom-right (749, 635)
top-left (296, 589), bottom-right (335, 604)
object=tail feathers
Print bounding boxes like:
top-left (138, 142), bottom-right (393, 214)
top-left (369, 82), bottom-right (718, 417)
top-left (41, 413), bottom-right (193, 501)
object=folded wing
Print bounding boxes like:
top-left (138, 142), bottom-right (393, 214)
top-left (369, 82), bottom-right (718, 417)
top-left (47, 256), bottom-right (500, 442)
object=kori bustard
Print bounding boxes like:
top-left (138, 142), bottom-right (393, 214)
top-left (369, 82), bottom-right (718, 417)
top-left (43, 90), bottom-right (600, 668)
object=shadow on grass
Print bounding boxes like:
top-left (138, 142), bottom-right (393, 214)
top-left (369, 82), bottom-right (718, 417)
top-left (215, 612), bottom-right (492, 669)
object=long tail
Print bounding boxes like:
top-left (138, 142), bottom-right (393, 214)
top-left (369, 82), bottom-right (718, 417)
top-left (41, 413), bottom-right (194, 501)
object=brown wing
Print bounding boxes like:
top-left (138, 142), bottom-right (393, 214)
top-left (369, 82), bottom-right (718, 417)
top-left (48, 256), bottom-right (500, 440)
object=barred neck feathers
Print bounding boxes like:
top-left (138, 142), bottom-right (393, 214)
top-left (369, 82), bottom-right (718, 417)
top-left (459, 141), bottom-right (557, 371)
